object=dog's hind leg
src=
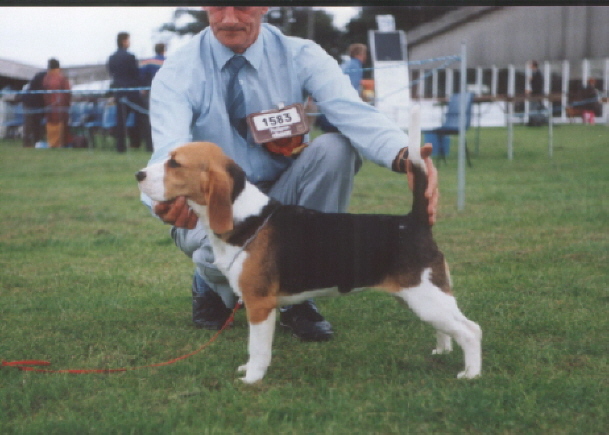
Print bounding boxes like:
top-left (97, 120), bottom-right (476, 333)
top-left (238, 303), bottom-right (276, 384)
top-left (396, 269), bottom-right (482, 379)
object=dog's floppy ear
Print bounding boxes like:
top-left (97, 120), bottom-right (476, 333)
top-left (202, 164), bottom-right (234, 234)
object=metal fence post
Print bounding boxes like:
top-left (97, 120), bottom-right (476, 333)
top-left (457, 42), bottom-right (467, 211)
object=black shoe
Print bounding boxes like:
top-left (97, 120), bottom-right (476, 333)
top-left (192, 277), bottom-right (232, 330)
top-left (279, 301), bottom-right (333, 342)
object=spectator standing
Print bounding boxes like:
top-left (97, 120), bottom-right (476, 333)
top-left (139, 43), bottom-right (166, 87)
top-left (22, 70), bottom-right (46, 147)
top-left (42, 58), bottom-right (71, 148)
top-left (527, 60), bottom-right (547, 126)
top-left (529, 60), bottom-right (543, 96)
top-left (581, 77), bottom-right (601, 123)
top-left (342, 43), bottom-right (367, 92)
top-left (139, 43), bottom-right (167, 150)
top-left (107, 32), bottom-right (151, 152)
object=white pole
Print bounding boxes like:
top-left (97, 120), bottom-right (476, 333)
top-left (582, 58), bottom-right (590, 86)
top-left (525, 61), bottom-right (531, 124)
top-left (548, 107), bottom-right (554, 158)
top-left (562, 60), bottom-right (569, 122)
top-left (544, 61), bottom-right (553, 157)
top-left (507, 64), bottom-right (515, 160)
top-left (446, 68), bottom-right (454, 97)
top-left (475, 67), bottom-right (483, 96)
top-left (543, 61), bottom-right (551, 96)
top-left (491, 65), bottom-right (498, 97)
top-left (418, 69), bottom-right (425, 101)
top-left (457, 42), bottom-right (467, 211)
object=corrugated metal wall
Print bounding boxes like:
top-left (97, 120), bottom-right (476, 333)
top-left (408, 6), bottom-right (609, 75)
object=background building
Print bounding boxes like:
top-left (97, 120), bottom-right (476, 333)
top-left (407, 6), bottom-right (609, 78)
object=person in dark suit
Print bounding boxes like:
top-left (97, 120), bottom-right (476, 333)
top-left (107, 32), bottom-right (152, 152)
top-left (22, 70), bottom-right (46, 147)
top-left (526, 60), bottom-right (548, 126)
top-left (139, 43), bottom-right (166, 152)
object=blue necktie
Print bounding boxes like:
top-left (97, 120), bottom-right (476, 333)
top-left (225, 55), bottom-right (248, 139)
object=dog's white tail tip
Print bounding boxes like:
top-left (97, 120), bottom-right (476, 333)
top-left (409, 105), bottom-right (424, 169)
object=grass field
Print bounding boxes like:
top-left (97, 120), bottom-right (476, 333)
top-left (1, 125), bottom-right (608, 434)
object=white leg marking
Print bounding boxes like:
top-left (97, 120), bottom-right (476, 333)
top-left (432, 331), bottom-right (453, 355)
top-left (238, 309), bottom-right (276, 384)
top-left (456, 319), bottom-right (482, 379)
top-left (396, 269), bottom-right (482, 379)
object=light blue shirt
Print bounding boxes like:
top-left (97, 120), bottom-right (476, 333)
top-left (144, 24), bottom-right (407, 207)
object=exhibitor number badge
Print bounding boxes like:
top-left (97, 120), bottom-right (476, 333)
top-left (246, 104), bottom-right (309, 144)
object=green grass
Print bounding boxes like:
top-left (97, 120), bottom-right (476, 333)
top-left (1, 125), bottom-right (608, 434)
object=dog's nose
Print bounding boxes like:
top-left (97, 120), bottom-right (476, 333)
top-left (135, 171), bottom-right (146, 182)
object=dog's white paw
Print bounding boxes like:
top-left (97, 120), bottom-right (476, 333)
top-left (433, 332), bottom-right (453, 355)
top-left (236, 363), bottom-right (266, 383)
top-left (239, 368), bottom-right (266, 384)
top-left (457, 368), bottom-right (481, 379)
top-left (239, 375), bottom-right (262, 384)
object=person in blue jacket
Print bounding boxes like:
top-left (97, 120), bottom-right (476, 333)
top-left (139, 43), bottom-right (167, 152)
top-left (107, 32), bottom-right (152, 152)
top-left (342, 43), bottom-right (367, 90)
top-left (139, 43), bottom-right (166, 87)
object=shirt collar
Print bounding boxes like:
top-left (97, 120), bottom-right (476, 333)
top-left (210, 26), bottom-right (265, 71)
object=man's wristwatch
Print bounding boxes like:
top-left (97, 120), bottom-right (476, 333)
top-left (391, 147), bottom-right (409, 173)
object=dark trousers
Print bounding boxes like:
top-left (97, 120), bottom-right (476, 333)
top-left (115, 92), bottom-right (152, 152)
top-left (528, 100), bottom-right (548, 127)
top-left (22, 110), bottom-right (45, 148)
top-left (141, 93), bottom-right (153, 151)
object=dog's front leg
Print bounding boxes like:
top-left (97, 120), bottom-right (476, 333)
top-left (432, 331), bottom-right (453, 355)
top-left (238, 307), bottom-right (276, 384)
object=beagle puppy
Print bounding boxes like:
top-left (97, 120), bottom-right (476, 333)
top-left (136, 109), bottom-right (482, 384)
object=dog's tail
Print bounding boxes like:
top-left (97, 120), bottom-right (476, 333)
top-left (408, 105), bottom-right (430, 225)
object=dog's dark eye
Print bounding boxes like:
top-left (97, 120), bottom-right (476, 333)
top-left (168, 158), bottom-right (181, 168)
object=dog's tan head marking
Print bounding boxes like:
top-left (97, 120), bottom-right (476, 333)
top-left (165, 142), bottom-right (237, 234)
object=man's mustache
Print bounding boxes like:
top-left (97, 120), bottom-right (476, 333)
top-left (217, 25), bottom-right (247, 32)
